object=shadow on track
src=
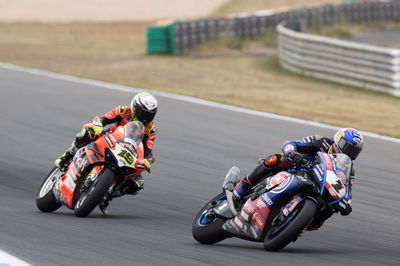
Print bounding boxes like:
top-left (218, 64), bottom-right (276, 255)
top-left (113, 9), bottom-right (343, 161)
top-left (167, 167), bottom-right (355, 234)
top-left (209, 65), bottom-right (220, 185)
top-left (30, 210), bottom-right (156, 220)
top-left (189, 241), bottom-right (340, 255)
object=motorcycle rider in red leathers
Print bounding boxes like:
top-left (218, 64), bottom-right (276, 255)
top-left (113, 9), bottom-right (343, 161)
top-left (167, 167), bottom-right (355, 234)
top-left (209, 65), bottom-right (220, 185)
top-left (233, 128), bottom-right (364, 230)
top-left (55, 92), bottom-right (158, 211)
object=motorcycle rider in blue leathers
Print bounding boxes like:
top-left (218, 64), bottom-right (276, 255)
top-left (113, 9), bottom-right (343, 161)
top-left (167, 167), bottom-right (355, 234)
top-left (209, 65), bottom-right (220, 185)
top-left (233, 128), bottom-right (364, 230)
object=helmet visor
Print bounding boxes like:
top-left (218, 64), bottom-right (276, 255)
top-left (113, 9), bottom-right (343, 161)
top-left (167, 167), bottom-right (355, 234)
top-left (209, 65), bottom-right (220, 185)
top-left (337, 138), bottom-right (362, 160)
top-left (135, 105), bottom-right (156, 125)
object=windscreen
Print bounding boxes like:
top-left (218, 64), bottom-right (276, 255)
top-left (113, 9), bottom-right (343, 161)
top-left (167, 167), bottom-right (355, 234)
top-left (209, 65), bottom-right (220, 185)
top-left (332, 153), bottom-right (352, 181)
top-left (124, 121), bottom-right (145, 145)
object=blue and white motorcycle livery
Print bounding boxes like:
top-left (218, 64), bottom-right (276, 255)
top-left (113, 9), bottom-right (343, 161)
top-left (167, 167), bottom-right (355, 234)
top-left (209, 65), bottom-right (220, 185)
top-left (192, 152), bottom-right (353, 251)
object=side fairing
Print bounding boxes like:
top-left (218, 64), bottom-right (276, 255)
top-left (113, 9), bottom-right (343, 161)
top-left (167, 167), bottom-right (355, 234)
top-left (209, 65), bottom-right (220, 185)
top-left (223, 171), bottom-right (302, 241)
top-left (57, 146), bottom-right (101, 208)
top-left (223, 197), bottom-right (271, 241)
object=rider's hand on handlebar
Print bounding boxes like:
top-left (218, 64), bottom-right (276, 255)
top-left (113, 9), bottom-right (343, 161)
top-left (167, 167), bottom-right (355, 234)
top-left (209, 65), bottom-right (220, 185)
top-left (287, 151), bottom-right (304, 165)
top-left (92, 121), bottom-right (104, 136)
top-left (301, 160), bottom-right (313, 169)
top-left (287, 151), bottom-right (312, 169)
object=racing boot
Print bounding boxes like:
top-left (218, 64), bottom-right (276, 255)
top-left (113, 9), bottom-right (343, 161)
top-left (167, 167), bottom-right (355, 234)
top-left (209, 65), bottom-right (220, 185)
top-left (233, 154), bottom-right (291, 200)
top-left (98, 193), bottom-right (112, 215)
top-left (233, 177), bottom-right (252, 200)
top-left (55, 143), bottom-right (77, 169)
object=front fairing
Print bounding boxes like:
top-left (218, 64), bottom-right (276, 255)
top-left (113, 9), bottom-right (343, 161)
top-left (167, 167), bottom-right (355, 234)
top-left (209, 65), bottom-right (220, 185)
top-left (108, 121), bottom-right (145, 174)
top-left (313, 152), bottom-right (352, 205)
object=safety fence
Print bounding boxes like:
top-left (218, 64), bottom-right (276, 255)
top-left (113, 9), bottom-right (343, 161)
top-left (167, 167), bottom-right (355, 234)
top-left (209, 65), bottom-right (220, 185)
top-left (277, 23), bottom-right (400, 96)
top-left (147, 1), bottom-right (400, 54)
top-left (146, 1), bottom-right (400, 96)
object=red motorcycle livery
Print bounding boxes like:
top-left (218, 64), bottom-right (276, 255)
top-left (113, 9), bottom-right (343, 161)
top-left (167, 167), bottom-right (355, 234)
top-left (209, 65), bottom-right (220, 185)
top-left (192, 152), bottom-right (353, 251)
top-left (36, 121), bottom-right (148, 217)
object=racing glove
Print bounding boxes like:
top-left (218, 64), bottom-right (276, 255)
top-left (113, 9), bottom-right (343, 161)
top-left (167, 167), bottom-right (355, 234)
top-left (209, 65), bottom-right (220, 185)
top-left (287, 151), bottom-right (312, 169)
top-left (287, 151), bottom-right (304, 165)
top-left (92, 121), bottom-right (104, 137)
top-left (144, 159), bottom-right (152, 173)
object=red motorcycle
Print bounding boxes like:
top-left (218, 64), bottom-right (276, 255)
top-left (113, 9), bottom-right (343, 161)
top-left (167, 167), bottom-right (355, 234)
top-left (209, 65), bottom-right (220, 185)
top-left (36, 121), bottom-right (149, 217)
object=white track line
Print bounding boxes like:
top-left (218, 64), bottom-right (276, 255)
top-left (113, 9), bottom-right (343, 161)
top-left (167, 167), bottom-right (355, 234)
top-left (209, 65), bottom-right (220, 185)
top-left (1, 61), bottom-right (399, 144)
top-left (0, 250), bottom-right (32, 266)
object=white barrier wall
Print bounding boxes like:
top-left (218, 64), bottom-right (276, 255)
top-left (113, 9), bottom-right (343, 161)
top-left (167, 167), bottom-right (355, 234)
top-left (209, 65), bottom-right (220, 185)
top-left (277, 23), bottom-right (400, 96)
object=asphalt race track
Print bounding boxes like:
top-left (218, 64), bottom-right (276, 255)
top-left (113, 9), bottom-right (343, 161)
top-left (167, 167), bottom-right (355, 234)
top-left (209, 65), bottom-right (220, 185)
top-left (0, 65), bottom-right (399, 266)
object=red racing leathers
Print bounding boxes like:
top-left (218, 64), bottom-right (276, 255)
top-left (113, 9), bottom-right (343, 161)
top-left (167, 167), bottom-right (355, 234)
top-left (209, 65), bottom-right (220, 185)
top-left (75, 105), bottom-right (156, 164)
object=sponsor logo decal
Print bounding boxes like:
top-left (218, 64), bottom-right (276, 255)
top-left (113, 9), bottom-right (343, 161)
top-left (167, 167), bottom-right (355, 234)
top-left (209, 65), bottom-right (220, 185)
top-left (268, 172), bottom-right (293, 194)
top-left (242, 201), bottom-right (256, 215)
top-left (322, 139), bottom-right (330, 151)
top-left (119, 142), bottom-right (137, 157)
top-left (252, 224), bottom-right (259, 232)
top-left (283, 144), bottom-right (295, 153)
top-left (242, 224), bottom-right (248, 233)
top-left (313, 168), bottom-right (323, 182)
top-left (234, 217), bottom-right (243, 228)
top-left (337, 171), bottom-right (347, 184)
top-left (75, 153), bottom-right (88, 173)
top-left (240, 210), bottom-right (249, 221)
top-left (250, 226), bottom-right (258, 238)
top-left (66, 173), bottom-right (76, 190)
top-left (261, 194), bottom-right (273, 206)
top-left (223, 221), bottom-right (234, 231)
top-left (118, 105), bottom-right (127, 114)
top-left (251, 211), bottom-right (266, 229)
top-left (148, 126), bottom-right (156, 136)
top-left (104, 135), bottom-right (114, 148)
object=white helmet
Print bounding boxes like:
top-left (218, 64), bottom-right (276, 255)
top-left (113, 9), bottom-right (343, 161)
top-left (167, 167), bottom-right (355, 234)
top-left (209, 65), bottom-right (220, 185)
top-left (130, 92), bottom-right (158, 125)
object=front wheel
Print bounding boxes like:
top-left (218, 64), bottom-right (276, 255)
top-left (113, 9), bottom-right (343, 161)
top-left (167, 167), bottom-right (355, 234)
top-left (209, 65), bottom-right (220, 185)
top-left (263, 199), bottom-right (317, 251)
top-left (36, 167), bottom-right (62, 212)
top-left (192, 193), bottom-right (228, 244)
top-left (73, 167), bottom-right (115, 217)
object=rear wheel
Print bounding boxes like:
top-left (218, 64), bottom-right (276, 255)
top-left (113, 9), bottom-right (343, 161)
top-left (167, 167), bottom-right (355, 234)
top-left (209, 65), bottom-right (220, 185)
top-left (36, 167), bottom-right (62, 212)
top-left (73, 167), bottom-right (115, 217)
top-left (263, 199), bottom-right (317, 251)
top-left (192, 193), bottom-right (228, 244)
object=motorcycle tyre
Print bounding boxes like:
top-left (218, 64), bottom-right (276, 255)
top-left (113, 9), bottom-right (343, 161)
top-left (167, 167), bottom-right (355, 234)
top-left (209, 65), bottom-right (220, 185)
top-left (74, 167), bottom-right (114, 217)
top-left (192, 193), bottom-right (228, 244)
top-left (263, 199), bottom-right (317, 252)
top-left (36, 167), bottom-right (62, 212)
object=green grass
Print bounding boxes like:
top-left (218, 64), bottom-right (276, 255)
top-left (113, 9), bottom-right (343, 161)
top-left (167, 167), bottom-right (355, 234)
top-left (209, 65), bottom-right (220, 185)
top-left (0, 22), bottom-right (399, 138)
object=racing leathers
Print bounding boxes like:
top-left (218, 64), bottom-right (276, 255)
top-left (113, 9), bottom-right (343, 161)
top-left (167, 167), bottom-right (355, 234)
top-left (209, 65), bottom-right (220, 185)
top-left (58, 105), bottom-right (156, 196)
top-left (234, 134), bottom-right (355, 230)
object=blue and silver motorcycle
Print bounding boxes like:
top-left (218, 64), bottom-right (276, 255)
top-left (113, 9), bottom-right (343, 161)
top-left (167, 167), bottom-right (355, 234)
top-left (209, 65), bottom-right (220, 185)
top-left (192, 152), bottom-right (353, 251)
